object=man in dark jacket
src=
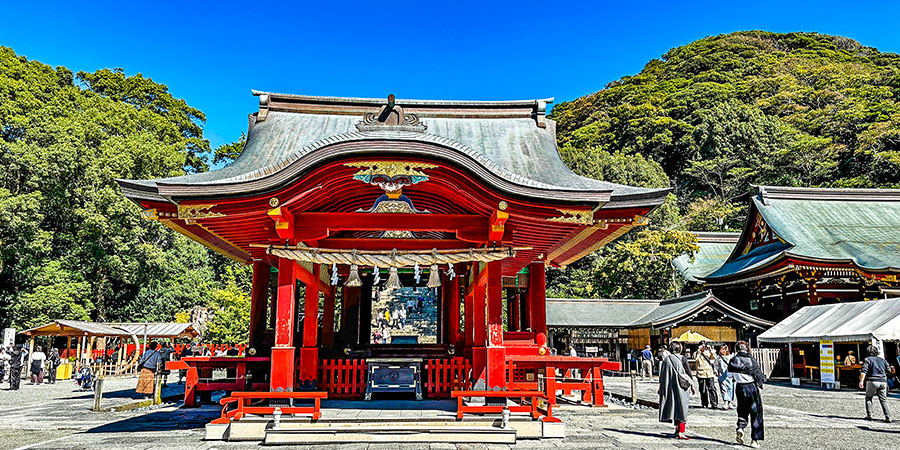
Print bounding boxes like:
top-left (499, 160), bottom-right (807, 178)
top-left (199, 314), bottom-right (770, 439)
top-left (7, 345), bottom-right (23, 390)
top-left (859, 345), bottom-right (892, 423)
top-left (728, 341), bottom-right (765, 448)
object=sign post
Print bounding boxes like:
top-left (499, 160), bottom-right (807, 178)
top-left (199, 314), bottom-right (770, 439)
top-left (819, 339), bottom-right (836, 389)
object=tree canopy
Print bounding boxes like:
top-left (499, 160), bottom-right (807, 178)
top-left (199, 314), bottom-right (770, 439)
top-left (547, 31), bottom-right (900, 300)
top-left (550, 31), bottom-right (900, 228)
top-left (0, 47), bottom-right (242, 334)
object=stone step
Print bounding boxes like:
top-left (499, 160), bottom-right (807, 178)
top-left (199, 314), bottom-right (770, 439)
top-left (211, 416), bottom-right (557, 442)
top-left (263, 424), bottom-right (517, 445)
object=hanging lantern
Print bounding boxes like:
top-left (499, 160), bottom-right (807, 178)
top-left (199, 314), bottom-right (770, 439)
top-left (426, 264), bottom-right (441, 288)
top-left (373, 265), bottom-right (381, 284)
top-left (386, 266), bottom-right (402, 289)
top-left (345, 264), bottom-right (362, 287)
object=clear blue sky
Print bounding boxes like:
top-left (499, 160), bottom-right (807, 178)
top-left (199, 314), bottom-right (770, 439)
top-left (2, 1), bottom-right (899, 151)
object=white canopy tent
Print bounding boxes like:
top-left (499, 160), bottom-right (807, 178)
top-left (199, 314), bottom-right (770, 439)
top-left (758, 298), bottom-right (900, 383)
top-left (758, 298), bottom-right (900, 344)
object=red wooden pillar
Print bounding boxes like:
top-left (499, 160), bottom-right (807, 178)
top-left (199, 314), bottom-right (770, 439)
top-left (322, 286), bottom-right (336, 350)
top-left (271, 258), bottom-right (297, 392)
top-left (298, 264), bottom-right (320, 389)
top-left (448, 264), bottom-right (461, 347)
top-left (472, 265), bottom-right (487, 383)
top-left (464, 270), bottom-right (475, 351)
top-left (529, 261), bottom-right (547, 337)
top-left (485, 260), bottom-right (506, 390)
top-left (249, 261), bottom-right (270, 349)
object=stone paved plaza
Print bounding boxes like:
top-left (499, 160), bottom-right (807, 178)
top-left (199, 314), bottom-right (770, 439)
top-left (2, 374), bottom-right (900, 449)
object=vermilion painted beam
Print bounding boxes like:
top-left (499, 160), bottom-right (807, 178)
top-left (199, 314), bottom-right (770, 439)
top-left (294, 213), bottom-right (488, 232)
top-left (294, 261), bottom-right (332, 295)
top-left (317, 238), bottom-right (477, 250)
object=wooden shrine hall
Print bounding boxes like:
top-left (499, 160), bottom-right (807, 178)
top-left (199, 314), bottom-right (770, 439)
top-left (118, 92), bottom-right (669, 441)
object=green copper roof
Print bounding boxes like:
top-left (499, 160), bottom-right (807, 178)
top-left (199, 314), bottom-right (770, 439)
top-left (547, 291), bottom-right (772, 329)
top-left (703, 186), bottom-right (900, 283)
top-left (672, 232), bottom-right (740, 283)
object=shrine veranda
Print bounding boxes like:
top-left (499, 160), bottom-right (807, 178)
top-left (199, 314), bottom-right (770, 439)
top-left (117, 92), bottom-right (670, 435)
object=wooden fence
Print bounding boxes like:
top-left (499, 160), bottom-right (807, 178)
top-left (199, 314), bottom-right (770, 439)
top-left (317, 357), bottom-right (472, 399)
top-left (318, 358), bottom-right (368, 398)
top-left (752, 347), bottom-right (785, 379)
top-left (423, 357), bottom-right (471, 398)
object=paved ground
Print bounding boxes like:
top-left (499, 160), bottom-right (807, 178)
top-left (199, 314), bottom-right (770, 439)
top-left (2, 373), bottom-right (900, 449)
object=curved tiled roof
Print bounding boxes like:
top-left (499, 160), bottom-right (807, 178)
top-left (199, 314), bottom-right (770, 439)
top-left (703, 186), bottom-right (900, 283)
top-left (119, 93), bottom-right (669, 209)
top-left (546, 291), bottom-right (773, 330)
top-left (672, 232), bottom-right (740, 283)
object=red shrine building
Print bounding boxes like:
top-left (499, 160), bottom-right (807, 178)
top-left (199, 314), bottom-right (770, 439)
top-left (118, 92), bottom-right (669, 437)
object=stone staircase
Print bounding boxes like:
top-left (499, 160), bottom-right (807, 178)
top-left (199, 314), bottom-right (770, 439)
top-left (206, 415), bottom-right (561, 444)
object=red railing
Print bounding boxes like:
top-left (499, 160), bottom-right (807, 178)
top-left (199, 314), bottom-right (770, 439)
top-left (317, 357), bottom-right (472, 399)
top-left (424, 357), bottom-right (471, 398)
top-left (318, 358), bottom-right (368, 398)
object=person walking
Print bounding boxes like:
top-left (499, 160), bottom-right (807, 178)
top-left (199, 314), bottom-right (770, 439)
top-left (29, 346), bottom-right (47, 385)
top-left (641, 345), bottom-right (654, 380)
top-left (659, 341), bottom-right (693, 440)
top-left (728, 340), bottom-right (766, 448)
top-left (7, 345), bottom-right (23, 390)
top-left (859, 345), bottom-right (892, 423)
top-left (715, 344), bottom-right (735, 409)
top-left (0, 347), bottom-right (9, 382)
top-left (45, 348), bottom-right (61, 384)
top-left (136, 342), bottom-right (162, 399)
top-left (695, 343), bottom-right (719, 409)
top-left (400, 306), bottom-right (407, 329)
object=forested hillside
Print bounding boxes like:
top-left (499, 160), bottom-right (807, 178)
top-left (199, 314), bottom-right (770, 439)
top-left (546, 31), bottom-right (900, 299)
top-left (0, 47), bottom-right (248, 336)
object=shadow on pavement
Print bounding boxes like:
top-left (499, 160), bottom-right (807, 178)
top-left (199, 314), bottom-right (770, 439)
top-left (611, 428), bottom-right (734, 445)
top-left (857, 425), bottom-right (900, 433)
top-left (86, 408), bottom-right (220, 433)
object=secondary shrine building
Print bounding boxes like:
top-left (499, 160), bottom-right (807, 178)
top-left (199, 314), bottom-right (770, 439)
top-left (118, 92), bottom-right (668, 399)
top-left (695, 186), bottom-right (900, 322)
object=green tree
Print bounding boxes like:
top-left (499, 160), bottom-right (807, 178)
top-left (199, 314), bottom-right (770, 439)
top-left (0, 47), bottom-right (245, 328)
top-left (213, 133), bottom-right (246, 166)
top-left (550, 31), bottom-right (900, 218)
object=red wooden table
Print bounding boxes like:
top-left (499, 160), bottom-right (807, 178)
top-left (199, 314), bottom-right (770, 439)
top-left (506, 356), bottom-right (621, 407)
top-left (166, 356), bottom-right (270, 407)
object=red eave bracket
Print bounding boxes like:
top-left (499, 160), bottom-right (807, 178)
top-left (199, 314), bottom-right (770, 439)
top-left (268, 207), bottom-right (295, 240)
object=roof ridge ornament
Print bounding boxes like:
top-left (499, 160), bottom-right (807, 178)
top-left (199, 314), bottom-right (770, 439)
top-left (356, 94), bottom-right (427, 132)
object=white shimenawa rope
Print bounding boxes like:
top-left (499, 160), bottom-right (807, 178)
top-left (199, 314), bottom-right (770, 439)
top-left (267, 247), bottom-right (517, 267)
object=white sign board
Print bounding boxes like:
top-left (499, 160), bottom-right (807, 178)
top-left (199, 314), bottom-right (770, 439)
top-left (820, 339), bottom-right (835, 385)
top-left (2, 328), bottom-right (14, 347)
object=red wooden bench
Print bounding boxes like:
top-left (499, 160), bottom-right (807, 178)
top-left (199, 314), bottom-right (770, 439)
top-left (214, 391), bottom-right (328, 424)
top-left (166, 357), bottom-right (270, 407)
top-left (451, 390), bottom-right (557, 422)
